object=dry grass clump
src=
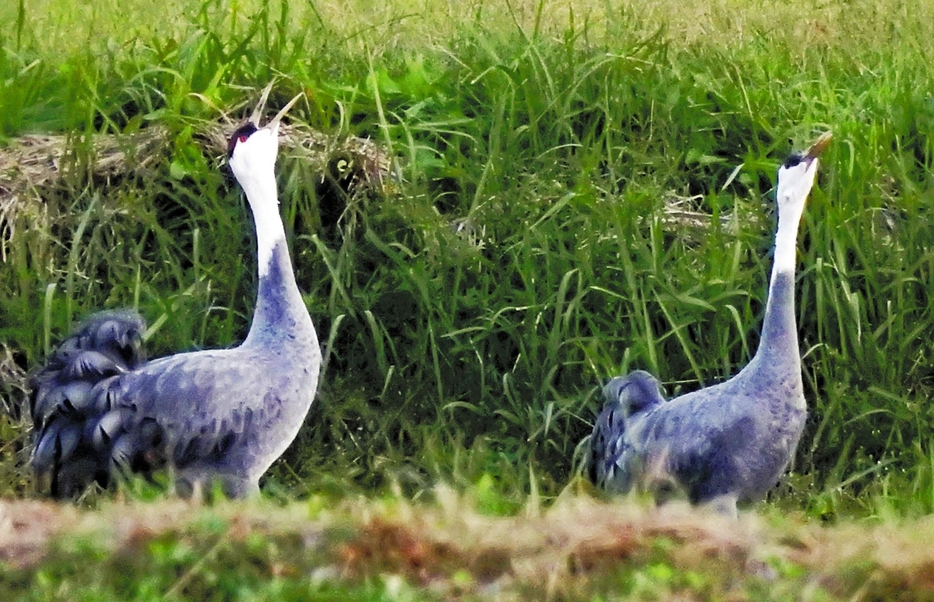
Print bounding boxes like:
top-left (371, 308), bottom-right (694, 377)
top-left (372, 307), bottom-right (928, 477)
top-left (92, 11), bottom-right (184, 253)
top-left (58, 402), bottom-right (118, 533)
top-left (323, 493), bottom-right (934, 599)
top-left (0, 121), bottom-right (393, 261)
top-left (335, 493), bottom-right (762, 598)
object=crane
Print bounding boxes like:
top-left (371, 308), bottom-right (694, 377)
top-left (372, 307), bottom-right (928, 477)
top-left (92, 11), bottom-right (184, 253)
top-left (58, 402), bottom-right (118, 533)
top-left (29, 85), bottom-right (321, 499)
top-left (589, 132), bottom-right (832, 515)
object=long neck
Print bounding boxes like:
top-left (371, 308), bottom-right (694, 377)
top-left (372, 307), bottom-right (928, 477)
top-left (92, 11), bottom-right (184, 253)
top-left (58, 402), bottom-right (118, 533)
top-left (748, 207), bottom-right (803, 380)
top-left (238, 170), bottom-right (316, 347)
top-left (237, 166), bottom-right (285, 278)
top-left (245, 240), bottom-right (315, 346)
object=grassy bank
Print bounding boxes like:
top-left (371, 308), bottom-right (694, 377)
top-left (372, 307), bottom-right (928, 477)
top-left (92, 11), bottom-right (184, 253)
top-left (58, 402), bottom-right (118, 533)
top-left (6, 493), bottom-right (934, 601)
top-left (2, 0), bottom-right (934, 524)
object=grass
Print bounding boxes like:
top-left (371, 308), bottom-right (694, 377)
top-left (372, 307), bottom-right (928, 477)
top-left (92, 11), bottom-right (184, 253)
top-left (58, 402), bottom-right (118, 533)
top-left (8, 491), bottom-right (934, 601)
top-left (2, 0), bottom-right (934, 596)
top-left (0, 488), bottom-right (931, 600)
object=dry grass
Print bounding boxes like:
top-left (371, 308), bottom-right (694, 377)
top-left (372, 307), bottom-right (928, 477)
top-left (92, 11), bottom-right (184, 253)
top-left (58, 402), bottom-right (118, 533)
top-left (0, 120), bottom-right (393, 266)
top-left (0, 499), bottom-right (77, 569)
top-left (5, 492), bottom-right (934, 599)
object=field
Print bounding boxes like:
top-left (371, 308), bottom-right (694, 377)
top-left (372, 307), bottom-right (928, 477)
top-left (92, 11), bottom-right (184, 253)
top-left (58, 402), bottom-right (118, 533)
top-left (2, 0), bottom-right (934, 598)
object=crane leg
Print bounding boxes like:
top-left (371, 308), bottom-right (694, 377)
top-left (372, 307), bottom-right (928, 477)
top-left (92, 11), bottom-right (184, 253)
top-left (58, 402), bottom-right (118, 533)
top-left (703, 494), bottom-right (738, 519)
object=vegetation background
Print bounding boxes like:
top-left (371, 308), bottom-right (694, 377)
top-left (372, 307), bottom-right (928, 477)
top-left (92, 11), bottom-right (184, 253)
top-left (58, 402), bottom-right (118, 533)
top-left (2, 0), bottom-right (934, 598)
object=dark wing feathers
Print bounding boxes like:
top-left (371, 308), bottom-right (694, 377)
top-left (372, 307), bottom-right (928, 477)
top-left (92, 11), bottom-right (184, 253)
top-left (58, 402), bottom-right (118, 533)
top-left (32, 420), bottom-right (64, 471)
top-left (92, 408), bottom-right (132, 450)
top-left (63, 350), bottom-right (125, 380)
top-left (588, 400), bottom-right (628, 489)
top-left (56, 423), bottom-right (82, 462)
top-left (32, 381), bottom-right (93, 426)
top-left (30, 311), bottom-right (145, 421)
top-left (29, 310), bottom-right (147, 497)
top-left (76, 311), bottom-right (147, 366)
top-left (588, 370), bottom-right (667, 493)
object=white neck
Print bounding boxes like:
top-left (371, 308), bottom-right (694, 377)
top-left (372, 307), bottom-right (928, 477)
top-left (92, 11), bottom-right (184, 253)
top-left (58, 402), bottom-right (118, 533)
top-left (771, 205), bottom-right (804, 277)
top-left (743, 201), bottom-right (803, 395)
top-left (238, 168), bottom-right (285, 277)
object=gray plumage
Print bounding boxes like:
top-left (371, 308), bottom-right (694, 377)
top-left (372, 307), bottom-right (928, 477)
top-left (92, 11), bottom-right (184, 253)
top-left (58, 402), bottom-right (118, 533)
top-left (30, 89), bottom-right (320, 499)
top-left (589, 133), bottom-right (831, 514)
top-left (588, 370), bottom-right (666, 494)
top-left (589, 279), bottom-right (805, 509)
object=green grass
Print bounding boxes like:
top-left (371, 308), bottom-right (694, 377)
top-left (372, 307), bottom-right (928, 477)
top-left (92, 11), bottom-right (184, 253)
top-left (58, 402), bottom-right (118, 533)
top-left (6, 0), bottom-right (934, 597)
top-left (2, 0), bottom-right (934, 560)
top-left (7, 492), bottom-right (934, 601)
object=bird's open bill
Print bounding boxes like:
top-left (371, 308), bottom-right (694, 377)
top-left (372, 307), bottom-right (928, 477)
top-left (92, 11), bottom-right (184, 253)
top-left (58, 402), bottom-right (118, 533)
top-left (806, 131), bottom-right (833, 159)
top-left (249, 81), bottom-right (303, 130)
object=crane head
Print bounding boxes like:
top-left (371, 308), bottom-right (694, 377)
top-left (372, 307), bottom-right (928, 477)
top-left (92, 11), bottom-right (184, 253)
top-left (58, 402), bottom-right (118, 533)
top-left (775, 131), bottom-right (832, 213)
top-left (227, 83), bottom-right (302, 185)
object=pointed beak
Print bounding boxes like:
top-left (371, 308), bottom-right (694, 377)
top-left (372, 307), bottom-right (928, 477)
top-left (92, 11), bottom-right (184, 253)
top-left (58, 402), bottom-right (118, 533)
top-left (266, 93), bottom-right (303, 134)
top-left (249, 82), bottom-right (275, 127)
top-left (248, 82), bottom-right (303, 133)
top-left (805, 131), bottom-right (833, 161)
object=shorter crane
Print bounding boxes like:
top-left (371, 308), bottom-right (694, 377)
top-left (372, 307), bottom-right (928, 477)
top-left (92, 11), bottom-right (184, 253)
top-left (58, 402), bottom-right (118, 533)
top-left (589, 132), bottom-right (832, 515)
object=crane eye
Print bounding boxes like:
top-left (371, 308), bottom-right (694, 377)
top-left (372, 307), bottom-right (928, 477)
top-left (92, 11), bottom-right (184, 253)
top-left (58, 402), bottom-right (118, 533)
top-left (227, 123), bottom-right (259, 158)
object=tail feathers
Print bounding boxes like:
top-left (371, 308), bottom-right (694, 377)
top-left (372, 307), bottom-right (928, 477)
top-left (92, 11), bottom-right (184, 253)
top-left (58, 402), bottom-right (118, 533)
top-left (33, 403), bottom-right (164, 498)
top-left (29, 310), bottom-right (148, 498)
top-left (30, 310), bottom-right (146, 427)
top-left (603, 370), bottom-right (666, 416)
top-left (588, 370), bottom-right (666, 492)
top-left (115, 416), bottom-right (168, 471)
top-left (588, 400), bottom-right (629, 488)
top-left (63, 350), bottom-right (127, 381)
top-left (31, 419), bottom-right (82, 473)
top-left (55, 310), bottom-right (147, 368)
top-left (32, 381), bottom-right (94, 427)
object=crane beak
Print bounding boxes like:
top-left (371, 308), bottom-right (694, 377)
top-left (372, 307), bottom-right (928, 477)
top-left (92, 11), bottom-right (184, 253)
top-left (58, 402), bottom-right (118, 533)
top-left (266, 93), bottom-right (303, 133)
top-left (805, 131), bottom-right (833, 160)
top-left (248, 82), bottom-right (303, 133)
top-left (249, 82), bottom-right (275, 127)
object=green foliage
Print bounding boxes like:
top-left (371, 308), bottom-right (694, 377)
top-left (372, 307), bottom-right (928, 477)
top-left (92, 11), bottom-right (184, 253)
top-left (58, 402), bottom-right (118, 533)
top-left (2, 492), bottom-right (920, 601)
top-left (1, 0), bottom-right (934, 522)
top-left (1, 525), bottom-right (432, 601)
